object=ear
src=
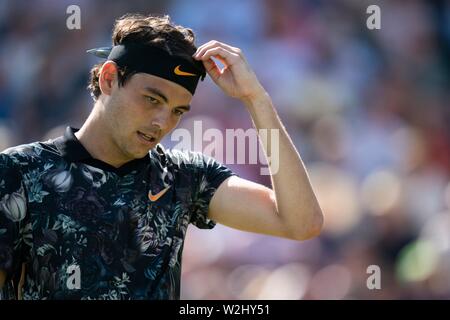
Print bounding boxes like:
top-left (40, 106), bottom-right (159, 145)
top-left (99, 60), bottom-right (119, 96)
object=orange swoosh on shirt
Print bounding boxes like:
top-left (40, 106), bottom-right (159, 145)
top-left (174, 65), bottom-right (197, 77)
top-left (148, 185), bottom-right (171, 202)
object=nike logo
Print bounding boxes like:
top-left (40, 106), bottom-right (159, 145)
top-left (174, 65), bottom-right (197, 77)
top-left (148, 185), bottom-right (171, 202)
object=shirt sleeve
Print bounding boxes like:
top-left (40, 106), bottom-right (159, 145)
top-left (188, 152), bottom-right (237, 229)
top-left (0, 153), bottom-right (28, 281)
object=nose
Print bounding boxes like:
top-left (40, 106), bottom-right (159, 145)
top-left (150, 108), bottom-right (172, 134)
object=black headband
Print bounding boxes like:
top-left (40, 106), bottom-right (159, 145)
top-left (87, 43), bottom-right (206, 95)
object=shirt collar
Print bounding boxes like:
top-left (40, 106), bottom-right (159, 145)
top-left (54, 126), bottom-right (152, 175)
top-left (54, 126), bottom-right (92, 162)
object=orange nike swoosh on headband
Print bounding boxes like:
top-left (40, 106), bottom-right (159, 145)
top-left (148, 185), bottom-right (171, 202)
top-left (174, 65), bottom-right (197, 77)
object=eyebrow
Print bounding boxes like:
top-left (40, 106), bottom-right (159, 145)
top-left (143, 86), bottom-right (191, 111)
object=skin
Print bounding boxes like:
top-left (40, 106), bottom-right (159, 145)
top-left (0, 40), bottom-right (324, 291)
top-left (193, 41), bottom-right (323, 240)
top-left (74, 63), bottom-right (193, 168)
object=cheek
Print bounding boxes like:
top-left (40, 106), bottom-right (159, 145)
top-left (166, 116), bottom-right (181, 132)
top-left (115, 95), bottom-right (143, 120)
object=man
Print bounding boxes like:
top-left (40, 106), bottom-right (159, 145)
top-left (0, 14), bottom-right (323, 300)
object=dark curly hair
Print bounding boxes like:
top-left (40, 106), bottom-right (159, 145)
top-left (87, 13), bottom-right (199, 100)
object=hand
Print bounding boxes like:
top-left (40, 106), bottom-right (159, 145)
top-left (193, 40), bottom-right (266, 102)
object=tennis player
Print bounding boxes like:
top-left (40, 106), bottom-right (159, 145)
top-left (0, 14), bottom-right (323, 299)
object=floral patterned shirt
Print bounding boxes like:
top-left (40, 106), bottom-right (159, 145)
top-left (0, 127), bottom-right (235, 300)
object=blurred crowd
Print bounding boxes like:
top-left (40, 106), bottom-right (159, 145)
top-left (0, 0), bottom-right (449, 299)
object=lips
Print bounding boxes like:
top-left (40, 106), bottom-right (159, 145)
top-left (137, 131), bottom-right (157, 145)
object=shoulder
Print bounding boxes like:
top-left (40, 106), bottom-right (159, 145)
top-left (0, 144), bottom-right (37, 193)
top-left (153, 145), bottom-right (236, 186)
top-left (0, 143), bottom-right (34, 170)
top-left (2, 141), bottom-right (44, 161)
top-left (150, 144), bottom-right (204, 168)
top-left (1, 139), bottom-right (61, 169)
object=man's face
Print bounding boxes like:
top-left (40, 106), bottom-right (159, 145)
top-left (101, 63), bottom-right (193, 162)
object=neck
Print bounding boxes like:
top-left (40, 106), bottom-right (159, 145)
top-left (74, 103), bottom-right (131, 168)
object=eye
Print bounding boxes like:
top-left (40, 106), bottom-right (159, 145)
top-left (173, 109), bottom-right (184, 116)
top-left (145, 96), bottom-right (160, 105)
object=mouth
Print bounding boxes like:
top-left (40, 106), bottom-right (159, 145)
top-left (137, 131), bottom-right (157, 145)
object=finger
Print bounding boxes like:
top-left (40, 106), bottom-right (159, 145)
top-left (193, 40), bottom-right (217, 58)
top-left (194, 40), bottom-right (242, 59)
top-left (198, 47), bottom-right (240, 66)
top-left (195, 39), bottom-right (217, 51)
top-left (216, 42), bottom-right (242, 57)
top-left (202, 58), bottom-right (221, 80)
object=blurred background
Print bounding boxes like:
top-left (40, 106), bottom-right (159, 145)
top-left (1, 0), bottom-right (449, 299)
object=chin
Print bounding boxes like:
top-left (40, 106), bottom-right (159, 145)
top-left (133, 149), bottom-right (150, 159)
top-left (122, 145), bottom-right (147, 161)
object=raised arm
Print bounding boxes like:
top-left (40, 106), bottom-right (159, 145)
top-left (194, 41), bottom-right (323, 241)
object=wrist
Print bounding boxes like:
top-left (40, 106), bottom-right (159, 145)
top-left (241, 89), bottom-right (271, 111)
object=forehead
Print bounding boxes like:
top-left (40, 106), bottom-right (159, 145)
top-left (129, 73), bottom-right (193, 103)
